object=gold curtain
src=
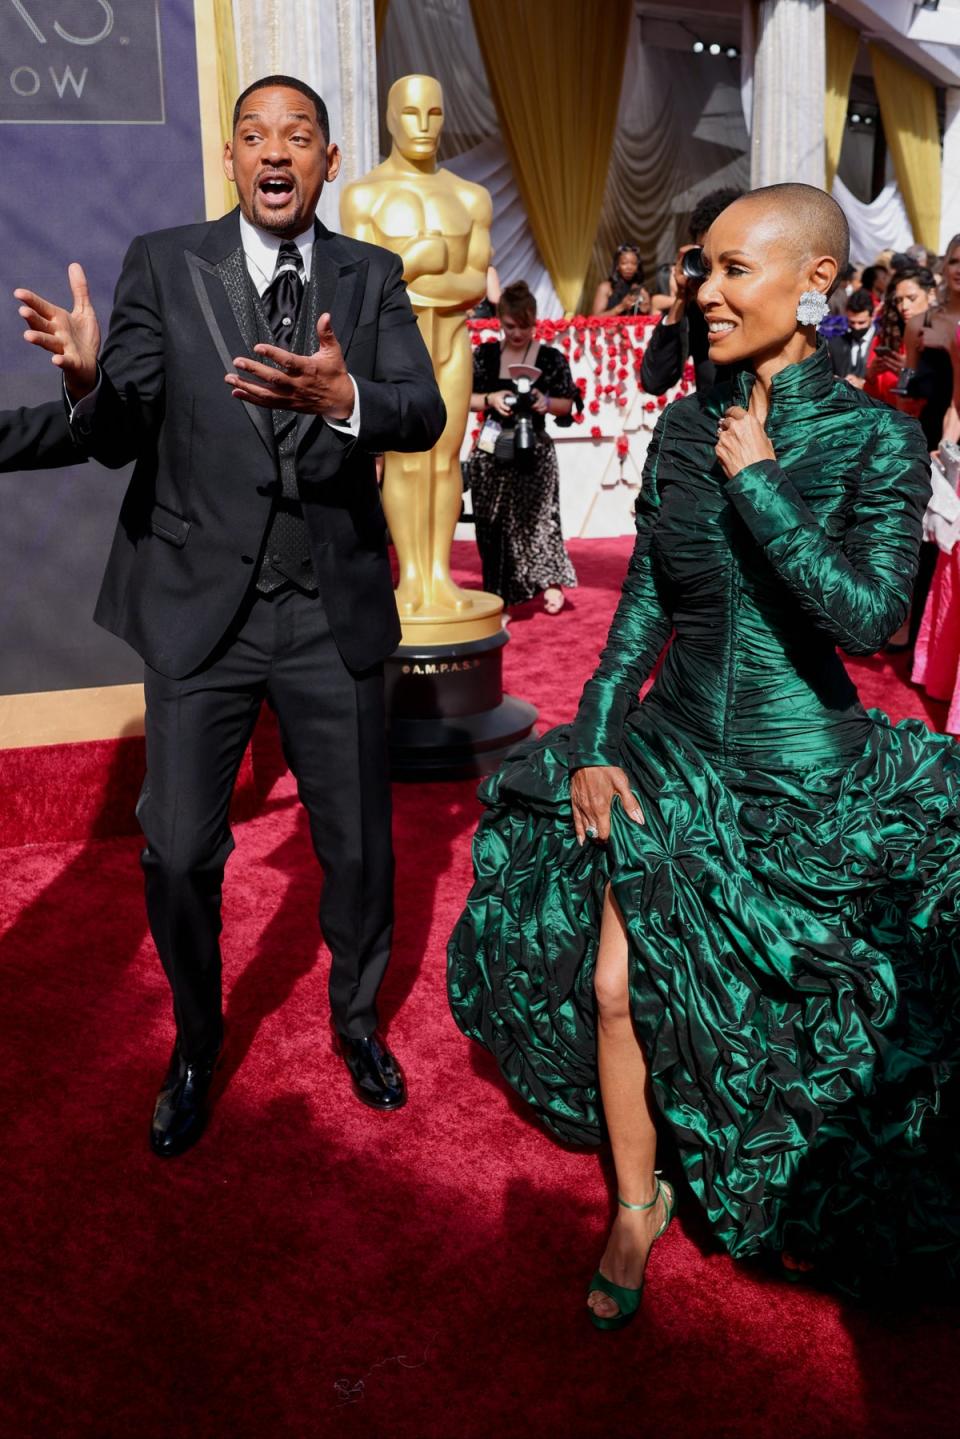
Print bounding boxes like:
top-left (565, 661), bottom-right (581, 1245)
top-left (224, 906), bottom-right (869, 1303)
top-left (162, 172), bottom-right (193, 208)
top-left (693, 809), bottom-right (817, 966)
top-left (824, 14), bottom-right (858, 191)
top-left (869, 44), bottom-right (941, 252)
top-left (470, 0), bottom-right (631, 314)
top-left (375, 0), bottom-right (390, 48)
top-left (213, 0), bottom-right (239, 214)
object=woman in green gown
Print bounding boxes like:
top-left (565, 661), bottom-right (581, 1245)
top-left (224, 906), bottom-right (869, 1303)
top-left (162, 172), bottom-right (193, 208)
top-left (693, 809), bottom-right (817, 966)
top-left (447, 185), bottom-right (960, 1321)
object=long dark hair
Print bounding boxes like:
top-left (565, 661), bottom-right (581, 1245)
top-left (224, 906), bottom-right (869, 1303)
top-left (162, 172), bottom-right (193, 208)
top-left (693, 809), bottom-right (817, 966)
top-left (608, 244), bottom-right (643, 287)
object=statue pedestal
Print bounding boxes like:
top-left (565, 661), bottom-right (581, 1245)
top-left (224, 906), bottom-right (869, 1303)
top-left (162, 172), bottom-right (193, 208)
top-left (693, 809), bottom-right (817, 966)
top-left (385, 603), bottom-right (537, 779)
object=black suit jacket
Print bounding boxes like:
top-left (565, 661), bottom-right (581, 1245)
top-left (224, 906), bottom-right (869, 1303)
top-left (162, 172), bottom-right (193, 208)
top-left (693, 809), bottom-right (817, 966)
top-left (827, 329), bottom-right (872, 381)
top-left (640, 303), bottom-right (723, 396)
top-left (50, 209), bottom-right (444, 678)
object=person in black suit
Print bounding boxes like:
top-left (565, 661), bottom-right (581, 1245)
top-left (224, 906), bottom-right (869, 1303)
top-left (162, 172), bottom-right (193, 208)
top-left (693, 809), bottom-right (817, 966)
top-left (3, 75), bottom-right (445, 1156)
top-left (826, 287), bottom-right (874, 388)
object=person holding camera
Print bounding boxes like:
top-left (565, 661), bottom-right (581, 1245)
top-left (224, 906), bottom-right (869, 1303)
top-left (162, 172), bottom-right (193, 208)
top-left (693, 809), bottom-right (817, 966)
top-left (467, 281), bottom-right (578, 615)
top-left (639, 188), bottom-right (743, 396)
top-left (591, 244), bottom-right (651, 317)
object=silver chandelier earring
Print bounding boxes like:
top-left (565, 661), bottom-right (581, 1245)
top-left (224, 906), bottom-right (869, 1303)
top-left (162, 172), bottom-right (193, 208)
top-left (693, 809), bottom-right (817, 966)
top-left (796, 290), bottom-right (829, 326)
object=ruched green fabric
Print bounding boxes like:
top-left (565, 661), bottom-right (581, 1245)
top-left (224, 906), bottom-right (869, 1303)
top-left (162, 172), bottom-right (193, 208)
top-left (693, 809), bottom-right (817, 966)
top-left (448, 345), bottom-right (960, 1293)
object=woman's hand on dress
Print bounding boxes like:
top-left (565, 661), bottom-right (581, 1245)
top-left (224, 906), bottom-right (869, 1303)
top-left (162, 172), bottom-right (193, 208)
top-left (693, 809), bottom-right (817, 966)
top-left (570, 766), bottom-right (644, 845)
top-left (486, 389), bottom-right (513, 417)
top-left (715, 405), bottom-right (776, 480)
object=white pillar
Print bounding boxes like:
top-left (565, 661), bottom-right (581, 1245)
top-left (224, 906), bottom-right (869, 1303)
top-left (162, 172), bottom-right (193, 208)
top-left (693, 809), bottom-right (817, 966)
top-left (941, 88), bottom-right (960, 251)
top-left (750, 0), bottom-right (826, 189)
top-left (232, 0), bottom-right (379, 232)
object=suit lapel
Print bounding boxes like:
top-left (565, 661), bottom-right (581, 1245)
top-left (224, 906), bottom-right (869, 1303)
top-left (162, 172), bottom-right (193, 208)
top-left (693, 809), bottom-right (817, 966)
top-left (296, 223), bottom-right (368, 448)
top-left (185, 212), bottom-right (275, 457)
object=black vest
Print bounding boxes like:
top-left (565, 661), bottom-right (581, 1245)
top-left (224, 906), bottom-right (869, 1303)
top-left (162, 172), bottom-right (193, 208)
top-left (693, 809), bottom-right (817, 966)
top-left (215, 245), bottom-right (322, 592)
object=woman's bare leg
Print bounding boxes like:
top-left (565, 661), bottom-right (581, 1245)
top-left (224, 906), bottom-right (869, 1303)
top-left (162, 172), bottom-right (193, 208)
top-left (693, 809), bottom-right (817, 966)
top-left (588, 885), bottom-right (671, 1319)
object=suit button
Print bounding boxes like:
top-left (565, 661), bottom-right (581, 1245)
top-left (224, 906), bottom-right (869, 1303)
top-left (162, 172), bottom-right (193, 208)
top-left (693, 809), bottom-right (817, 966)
top-left (240, 554), bottom-right (253, 564)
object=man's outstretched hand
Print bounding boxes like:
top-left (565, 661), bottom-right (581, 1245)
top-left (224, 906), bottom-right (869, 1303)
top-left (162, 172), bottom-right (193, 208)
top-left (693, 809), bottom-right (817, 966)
top-left (226, 312), bottom-right (354, 419)
top-left (15, 263), bottom-right (100, 401)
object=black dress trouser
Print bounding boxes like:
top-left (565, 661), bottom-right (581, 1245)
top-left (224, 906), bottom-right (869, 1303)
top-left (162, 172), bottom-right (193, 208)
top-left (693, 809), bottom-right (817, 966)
top-left (138, 583), bottom-right (394, 1060)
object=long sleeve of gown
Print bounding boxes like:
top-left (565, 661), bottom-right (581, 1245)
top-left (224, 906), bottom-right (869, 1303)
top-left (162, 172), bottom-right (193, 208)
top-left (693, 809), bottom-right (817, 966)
top-left (569, 414), bottom-right (674, 767)
top-left (724, 407), bottom-right (931, 656)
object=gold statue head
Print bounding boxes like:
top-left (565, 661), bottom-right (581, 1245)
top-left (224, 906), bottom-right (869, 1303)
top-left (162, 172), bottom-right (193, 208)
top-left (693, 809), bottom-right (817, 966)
top-left (386, 75), bottom-right (444, 163)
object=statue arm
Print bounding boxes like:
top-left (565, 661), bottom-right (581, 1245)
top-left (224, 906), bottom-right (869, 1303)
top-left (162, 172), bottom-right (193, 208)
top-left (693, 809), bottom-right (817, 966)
top-left (410, 209), bottom-right (492, 305)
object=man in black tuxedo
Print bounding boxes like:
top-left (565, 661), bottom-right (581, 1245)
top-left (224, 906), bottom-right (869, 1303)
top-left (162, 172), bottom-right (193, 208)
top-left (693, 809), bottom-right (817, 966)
top-left (4, 76), bottom-right (445, 1155)
top-left (826, 287), bottom-right (875, 388)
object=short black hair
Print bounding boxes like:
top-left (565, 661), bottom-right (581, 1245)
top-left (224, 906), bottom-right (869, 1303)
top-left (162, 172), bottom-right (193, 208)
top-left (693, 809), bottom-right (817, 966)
top-left (232, 75), bottom-right (329, 143)
top-left (846, 288), bottom-right (874, 314)
top-left (861, 266), bottom-right (879, 291)
top-left (689, 188), bottom-right (743, 242)
top-left (838, 262), bottom-right (855, 282)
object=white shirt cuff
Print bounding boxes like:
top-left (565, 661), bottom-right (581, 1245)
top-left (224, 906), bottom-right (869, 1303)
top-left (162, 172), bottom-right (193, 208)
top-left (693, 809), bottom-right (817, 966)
top-left (324, 375), bottom-right (360, 436)
top-left (64, 370), bottom-right (101, 423)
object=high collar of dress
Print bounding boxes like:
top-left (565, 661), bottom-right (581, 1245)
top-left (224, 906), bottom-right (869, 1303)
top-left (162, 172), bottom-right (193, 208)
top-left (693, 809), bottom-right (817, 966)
top-left (731, 340), bottom-right (835, 414)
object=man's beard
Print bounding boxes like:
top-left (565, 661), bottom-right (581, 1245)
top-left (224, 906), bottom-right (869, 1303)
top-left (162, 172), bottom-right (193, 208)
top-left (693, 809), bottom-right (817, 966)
top-left (251, 193), bottom-right (305, 233)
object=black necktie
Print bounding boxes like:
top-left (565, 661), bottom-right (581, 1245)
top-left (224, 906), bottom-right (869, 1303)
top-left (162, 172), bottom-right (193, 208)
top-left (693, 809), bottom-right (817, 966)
top-left (262, 241), bottom-right (304, 349)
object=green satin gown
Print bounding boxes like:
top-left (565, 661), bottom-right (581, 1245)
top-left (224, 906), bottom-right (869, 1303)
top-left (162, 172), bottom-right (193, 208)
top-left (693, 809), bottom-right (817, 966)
top-left (448, 345), bottom-right (960, 1293)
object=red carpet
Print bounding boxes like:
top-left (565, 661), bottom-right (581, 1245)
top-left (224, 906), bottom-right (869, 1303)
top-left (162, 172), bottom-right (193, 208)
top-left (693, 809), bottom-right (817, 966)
top-left (0, 539), bottom-right (954, 1439)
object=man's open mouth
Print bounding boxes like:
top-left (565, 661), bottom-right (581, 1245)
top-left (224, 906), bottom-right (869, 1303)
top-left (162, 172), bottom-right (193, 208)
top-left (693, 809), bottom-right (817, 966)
top-left (258, 175), bottom-right (296, 207)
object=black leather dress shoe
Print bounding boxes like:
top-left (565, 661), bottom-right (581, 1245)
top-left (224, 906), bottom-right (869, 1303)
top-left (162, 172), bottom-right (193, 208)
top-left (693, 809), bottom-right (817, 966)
top-left (337, 1031), bottom-right (407, 1110)
top-left (150, 1041), bottom-right (221, 1158)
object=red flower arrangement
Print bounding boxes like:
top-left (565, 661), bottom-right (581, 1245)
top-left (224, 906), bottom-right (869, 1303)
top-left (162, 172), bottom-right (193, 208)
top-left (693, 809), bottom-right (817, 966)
top-left (590, 425), bottom-right (602, 439)
top-left (616, 435), bottom-right (629, 458)
top-left (588, 399), bottom-right (600, 415)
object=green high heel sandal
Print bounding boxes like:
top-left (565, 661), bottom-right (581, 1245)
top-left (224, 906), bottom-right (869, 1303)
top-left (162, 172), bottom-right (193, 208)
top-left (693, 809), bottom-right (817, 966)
top-left (588, 1175), bottom-right (674, 1331)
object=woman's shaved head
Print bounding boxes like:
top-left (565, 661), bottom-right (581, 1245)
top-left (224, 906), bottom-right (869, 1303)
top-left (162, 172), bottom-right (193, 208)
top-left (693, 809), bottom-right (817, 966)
top-left (724, 184), bottom-right (850, 281)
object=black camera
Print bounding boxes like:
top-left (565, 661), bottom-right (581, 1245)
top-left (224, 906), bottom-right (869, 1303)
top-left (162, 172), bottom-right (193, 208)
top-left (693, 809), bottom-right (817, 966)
top-left (504, 377), bottom-right (537, 472)
top-left (681, 246), bottom-right (707, 282)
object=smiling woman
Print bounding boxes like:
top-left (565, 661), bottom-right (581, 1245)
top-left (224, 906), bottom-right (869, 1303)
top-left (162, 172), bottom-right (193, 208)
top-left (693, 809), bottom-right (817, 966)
top-left (449, 182), bottom-right (960, 1315)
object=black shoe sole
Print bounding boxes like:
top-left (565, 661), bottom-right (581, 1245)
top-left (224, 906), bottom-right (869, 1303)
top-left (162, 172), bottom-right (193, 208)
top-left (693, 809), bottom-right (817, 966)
top-left (149, 1116), bottom-right (209, 1158)
top-left (350, 1085), bottom-right (408, 1112)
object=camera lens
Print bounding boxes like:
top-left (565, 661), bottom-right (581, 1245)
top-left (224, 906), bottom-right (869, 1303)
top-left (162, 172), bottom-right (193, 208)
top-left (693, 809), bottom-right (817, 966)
top-left (682, 247), bottom-right (706, 282)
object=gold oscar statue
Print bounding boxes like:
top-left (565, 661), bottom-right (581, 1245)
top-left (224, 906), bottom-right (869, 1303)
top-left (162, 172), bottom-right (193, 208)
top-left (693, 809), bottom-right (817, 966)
top-left (340, 74), bottom-right (502, 645)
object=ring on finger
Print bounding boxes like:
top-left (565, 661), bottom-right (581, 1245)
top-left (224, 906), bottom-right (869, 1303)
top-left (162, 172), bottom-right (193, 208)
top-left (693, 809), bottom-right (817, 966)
top-left (585, 825), bottom-right (599, 840)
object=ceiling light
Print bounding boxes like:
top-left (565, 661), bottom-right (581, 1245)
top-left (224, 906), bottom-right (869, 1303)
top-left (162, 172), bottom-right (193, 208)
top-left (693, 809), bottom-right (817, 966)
top-left (850, 112), bottom-right (861, 123)
top-left (708, 42), bottom-right (721, 55)
top-left (725, 45), bottom-right (739, 57)
top-left (692, 40), bottom-right (704, 53)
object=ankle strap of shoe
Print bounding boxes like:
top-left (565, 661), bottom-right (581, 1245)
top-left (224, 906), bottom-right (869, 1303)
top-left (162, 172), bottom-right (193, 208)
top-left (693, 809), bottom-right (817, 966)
top-left (617, 1175), bottom-right (662, 1212)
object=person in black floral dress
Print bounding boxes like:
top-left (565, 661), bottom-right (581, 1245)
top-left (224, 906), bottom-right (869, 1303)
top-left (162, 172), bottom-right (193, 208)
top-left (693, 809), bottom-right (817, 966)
top-left (468, 282), bottom-right (578, 614)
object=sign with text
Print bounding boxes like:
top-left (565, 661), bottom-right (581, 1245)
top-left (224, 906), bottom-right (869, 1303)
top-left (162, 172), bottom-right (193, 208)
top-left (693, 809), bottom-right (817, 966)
top-left (0, 0), bottom-right (163, 124)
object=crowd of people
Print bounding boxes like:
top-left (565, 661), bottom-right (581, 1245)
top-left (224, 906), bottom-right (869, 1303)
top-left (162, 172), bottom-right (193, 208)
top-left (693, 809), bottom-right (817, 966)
top-left (466, 199), bottom-right (960, 675)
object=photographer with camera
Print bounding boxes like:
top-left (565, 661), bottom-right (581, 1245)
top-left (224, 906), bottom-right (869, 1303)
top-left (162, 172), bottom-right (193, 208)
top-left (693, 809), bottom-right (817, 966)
top-left (640, 188), bottom-right (743, 397)
top-left (468, 281), bottom-right (578, 616)
top-left (591, 244), bottom-right (651, 317)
